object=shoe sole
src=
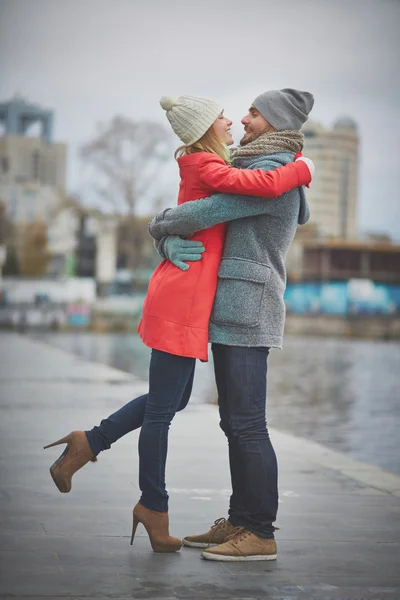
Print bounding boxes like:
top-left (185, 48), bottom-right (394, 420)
top-left (202, 551), bottom-right (277, 562)
top-left (49, 464), bottom-right (70, 493)
top-left (183, 539), bottom-right (218, 548)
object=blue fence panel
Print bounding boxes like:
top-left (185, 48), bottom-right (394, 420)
top-left (387, 286), bottom-right (400, 313)
top-left (284, 283), bottom-right (320, 314)
top-left (285, 282), bottom-right (400, 315)
top-left (319, 283), bottom-right (348, 315)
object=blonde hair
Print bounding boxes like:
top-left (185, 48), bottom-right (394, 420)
top-left (175, 124), bottom-right (230, 164)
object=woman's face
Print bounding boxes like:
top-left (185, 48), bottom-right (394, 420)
top-left (212, 112), bottom-right (234, 146)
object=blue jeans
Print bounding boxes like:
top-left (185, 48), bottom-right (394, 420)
top-left (86, 349), bottom-right (195, 512)
top-left (212, 343), bottom-right (278, 539)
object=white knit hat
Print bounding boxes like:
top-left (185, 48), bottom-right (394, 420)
top-left (160, 95), bottom-right (222, 145)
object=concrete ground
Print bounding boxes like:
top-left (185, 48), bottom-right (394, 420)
top-left (0, 333), bottom-right (399, 600)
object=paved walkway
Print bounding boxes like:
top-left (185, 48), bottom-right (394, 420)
top-left (0, 333), bottom-right (399, 600)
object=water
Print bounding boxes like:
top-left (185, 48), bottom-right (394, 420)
top-left (34, 332), bottom-right (400, 475)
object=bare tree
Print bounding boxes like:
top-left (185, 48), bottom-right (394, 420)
top-left (80, 116), bottom-right (172, 216)
top-left (80, 117), bottom-right (172, 270)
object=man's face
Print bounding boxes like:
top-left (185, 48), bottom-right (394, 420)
top-left (240, 106), bottom-right (274, 146)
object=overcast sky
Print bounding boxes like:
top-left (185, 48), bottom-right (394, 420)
top-left (0, 0), bottom-right (399, 239)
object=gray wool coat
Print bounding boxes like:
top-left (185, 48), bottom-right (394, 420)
top-left (149, 151), bottom-right (310, 349)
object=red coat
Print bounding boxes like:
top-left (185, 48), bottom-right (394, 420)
top-left (138, 152), bottom-right (309, 361)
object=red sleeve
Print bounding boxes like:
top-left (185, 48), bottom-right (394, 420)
top-left (198, 155), bottom-right (311, 198)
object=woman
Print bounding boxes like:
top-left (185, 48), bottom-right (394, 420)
top-left (44, 95), bottom-right (312, 553)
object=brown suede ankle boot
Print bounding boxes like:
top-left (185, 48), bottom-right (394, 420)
top-left (44, 430), bottom-right (97, 493)
top-left (130, 502), bottom-right (182, 553)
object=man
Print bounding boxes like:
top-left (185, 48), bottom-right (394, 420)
top-left (149, 88), bottom-right (314, 561)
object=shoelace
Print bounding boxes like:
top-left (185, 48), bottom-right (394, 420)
top-left (225, 525), bottom-right (280, 544)
top-left (225, 526), bottom-right (251, 544)
top-left (210, 517), bottom-right (228, 530)
top-left (207, 517), bottom-right (229, 547)
top-left (208, 519), bottom-right (280, 547)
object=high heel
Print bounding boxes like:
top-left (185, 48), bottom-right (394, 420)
top-left (44, 431), bottom-right (97, 493)
top-left (130, 502), bottom-right (182, 553)
top-left (130, 515), bottom-right (139, 545)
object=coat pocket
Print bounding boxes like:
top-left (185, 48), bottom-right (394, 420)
top-left (211, 258), bottom-right (271, 328)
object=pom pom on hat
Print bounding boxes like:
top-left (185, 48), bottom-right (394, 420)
top-left (159, 94), bottom-right (222, 146)
top-left (160, 96), bottom-right (179, 111)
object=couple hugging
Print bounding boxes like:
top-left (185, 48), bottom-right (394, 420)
top-left (44, 87), bottom-right (314, 562)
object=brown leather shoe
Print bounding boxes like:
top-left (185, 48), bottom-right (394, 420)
top-left (44, 431), bottom-right (97, 493)
top-left (201, 526), bottom-right (277, 561)
top-left (131, 503), bottom-right (182, 553)
top-left (183, 517), bottom-right (236, 548)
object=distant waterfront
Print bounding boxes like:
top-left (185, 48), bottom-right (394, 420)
top-left (34, 332), bottom-right (400, 475)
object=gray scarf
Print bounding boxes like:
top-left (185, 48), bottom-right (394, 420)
top-left (230, 130), bottom-right (304, 159)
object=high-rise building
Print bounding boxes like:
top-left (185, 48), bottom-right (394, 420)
top-left (0, 97), bottom-right (77, 276)
top-left (0, 97), bottom-right (67, 224)
top-left (0, 98), bottom-right (118, 284)
top-left (302, 117), bottom-right (359, 240)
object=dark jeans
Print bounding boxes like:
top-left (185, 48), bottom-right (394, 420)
top-left (86, 349), bottom-right (195, 512)
top-left (212, 343), bottom-right (278, 539)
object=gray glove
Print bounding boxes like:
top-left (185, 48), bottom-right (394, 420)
top-left (149, 209), bottom-right (172, 240)
top-left (158, 235), bottom-right (205, 271)
top-left (149, 208), bottom-right (197, 240)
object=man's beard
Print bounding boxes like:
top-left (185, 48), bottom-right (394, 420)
top-left (240, 125), bottom-right (275, 146)
top-left (239, 133), bottom-right (253, 146)
top-left (240, 130), bottom-right (263, 146)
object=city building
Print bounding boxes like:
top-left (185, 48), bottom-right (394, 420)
top-left (0, 97), bottom-right (77, 276)
top-left (0, 97), bottom-right (67, 224)
top-left (287, 238), bottom-right (400, 284)
top-left (302, 117), bottom-right (359, 240)
top-left (94, 216), bottom-right (119, 295)
top-left (0, 97), bottom-right (121, 289)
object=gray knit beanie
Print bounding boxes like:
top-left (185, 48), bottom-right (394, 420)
top-left (160, 95), bottom-right (222, 145)
top-left (252, 88), bottom-right (314, 131)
